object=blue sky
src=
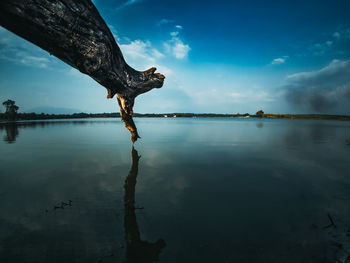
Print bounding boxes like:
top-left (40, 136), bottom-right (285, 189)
top-left (1, 0), bottom-right (350, 114)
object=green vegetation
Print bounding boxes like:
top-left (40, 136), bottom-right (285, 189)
top-left (2, 99), bottom-right (19, 120)
top-left (0, 112), bottom-right (251, 121)
top-left (255, 113), bottom-right (350, 121)
top-left (1, 102), bottom-right (350, 122)
top-left (0, 112), bottom-right (121, 121)
top-left (255, 110), bottom-right (264, 118)
top-left (250, 109), bottom-right (350, 121)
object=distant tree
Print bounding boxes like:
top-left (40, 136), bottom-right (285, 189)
top-left (2, 99), bottom-right (19, 120)
top-left (256, 110), bottom-right (264, 118)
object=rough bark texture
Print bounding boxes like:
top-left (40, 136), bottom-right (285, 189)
top-left (0, 0), bottom-right (165, 143)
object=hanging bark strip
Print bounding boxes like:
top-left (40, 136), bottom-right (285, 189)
top-left (0, 0), bottom-right (165, 143)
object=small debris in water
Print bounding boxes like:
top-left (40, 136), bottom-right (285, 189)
top-left (323, 213), bottom-right (336, 229)
top-left (47, 199), bottom-right (72, 213)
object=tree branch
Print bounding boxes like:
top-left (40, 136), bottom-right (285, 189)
top-left (0, 0), bottom-right (165, 143)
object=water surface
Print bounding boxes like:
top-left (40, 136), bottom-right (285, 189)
top-left (0, 118), bottom-right (350, 262)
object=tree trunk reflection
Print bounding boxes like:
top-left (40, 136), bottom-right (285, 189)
top-left (123, 147), bottom-right (166, 262)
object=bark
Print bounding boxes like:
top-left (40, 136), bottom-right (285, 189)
top-left (0, 0), bottom-right (165, 143)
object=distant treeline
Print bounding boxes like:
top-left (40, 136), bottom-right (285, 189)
top-left (1, 112), bottom-right (350, 121)
top-left (262, 114), bottom-right (350, 121)
top-left (0, 112), bottom-right (121, 120)
top-left (0, 112), bottom-right (249, 121)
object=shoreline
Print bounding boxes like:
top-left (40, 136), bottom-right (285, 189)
top-left (1, 113), bottom-right (350, 124)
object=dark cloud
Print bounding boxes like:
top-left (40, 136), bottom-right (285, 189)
top-left (284, 59), bottom-right (350, 113)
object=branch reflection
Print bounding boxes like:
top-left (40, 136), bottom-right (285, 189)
top-left (123, 147), bottom-right (166, 262)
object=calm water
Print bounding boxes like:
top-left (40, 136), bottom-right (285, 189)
top-left (0, 118), bottom-right (350, 263)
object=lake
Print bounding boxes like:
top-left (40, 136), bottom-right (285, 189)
top-left (0, 118), bottom-right (350, 262)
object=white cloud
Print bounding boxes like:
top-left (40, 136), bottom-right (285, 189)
top-left (0, 27), bottom-right (53, 68)
top-left (152, 48), bottom-right (164, 59)
top-left (157, 18), bottom-right (174, 26)
top-left (20, 56), bottom-right (49, 68)
top-left (164, 28), bottom-right (190, 60)
top-left (172, 40), bottom-right (190, 59)
top-left (271, 56), bottom-right (288, 65)
top-left (170, 31), bottom-right (179, 37)
top-left (120, 40), bottom-right (153, 61)
top-left (108, 24), bottom-right (120, 41)
top-left (228, 92), bottom-right (242, 98)
top-left (157, 22), bottom-right (190, 60)
top-left (116, 0), bottom-right (142, 10)
top-left (271, 58), bottom-right (285, 64)
top-left (119, 39), bottom-right (172, 76)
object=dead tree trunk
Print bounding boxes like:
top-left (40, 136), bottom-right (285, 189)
top-left (0, 0), bottom-right (165, 143)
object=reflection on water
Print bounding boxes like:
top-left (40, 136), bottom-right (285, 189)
top-left (0, 118), bottom-right (350, 262)
top-left (256, 122), bottom-right (264, 129)
top-left (0, 120), bottom-right (122, 144)
top-left (124, 147), bottom-right (166, 262)
top-left (0, 123), bottom-right (19, 143)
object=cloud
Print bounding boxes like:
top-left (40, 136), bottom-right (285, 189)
top-left (108, 24), bottom-right (120, 41)
top-left (157, 18), bottom-right (174, 26)
top-left (326, 40), bottom-right (333, 47)
top-left (271, 56), bottom-right (289, 65)
top-left (333, 31), bottom-right (341, 39)
top-left (307, 26), bottom-right (350, 57)
top-left (189, 88), bottom-right (275, 108)
top-left (271, 57), bottom-right (287, 65)
top-left (332, 26), bottom-right (350, 40)
top-left (120, 40), bottom-right (153, 61)
top-left (20, 56), bottom-right (49, 68)
top-left (119, 39), bottom-right (171, 76)
top-left (172, 40), bottom-right (190, 59)
top-left (309, 42), bottom-right (333, 56)
top-left (156, 22), bottom-right (190, 59)
top-left (164, 27), bottom-right (190, 60)
top-left (116, 0), bottom-right (142, 10)
top-left (135, 86), bottom-right (194, 113)
top-left (284, 59), bottom-right (350, 113)
top-left (0, 27), bottom-right (53, 68)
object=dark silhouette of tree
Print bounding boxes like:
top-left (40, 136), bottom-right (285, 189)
top-left (123, 147), bottom-right (166, 262)
top-left (256, 110), bottom-right (264, 118)
top-left (2, 99), bottom-right (19, 120)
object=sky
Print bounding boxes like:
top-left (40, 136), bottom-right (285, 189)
top-left (1, 0), bottom-right (350, 114)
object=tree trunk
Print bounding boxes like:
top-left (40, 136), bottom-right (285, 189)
top-left (0, 0), bottom-right (165, 143)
